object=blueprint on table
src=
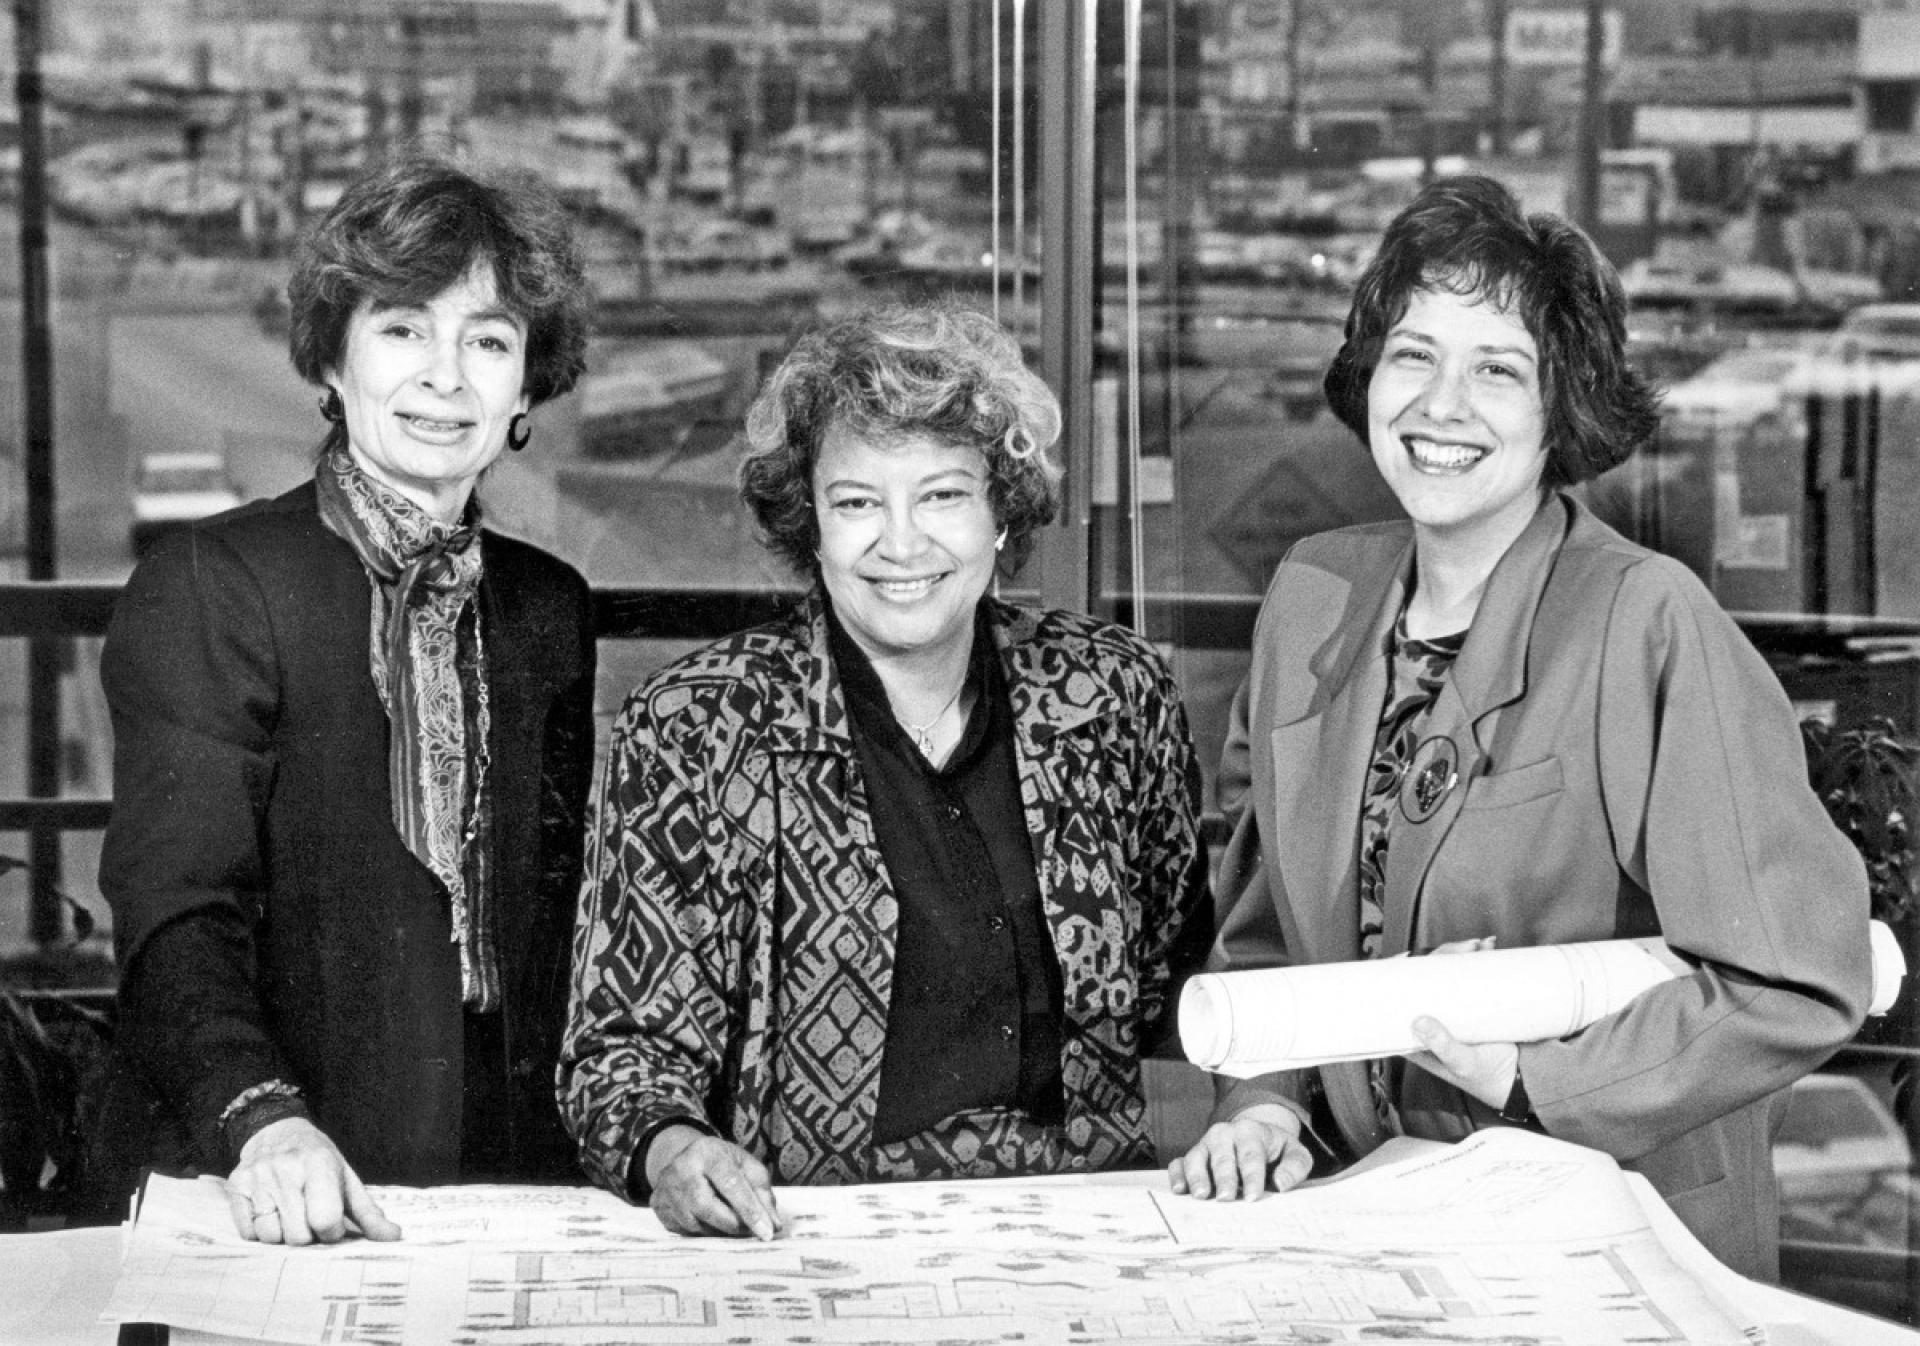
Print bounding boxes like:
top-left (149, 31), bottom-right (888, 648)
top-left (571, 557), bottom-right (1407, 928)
top-left (103, 1128), bottom-right (1763, 1345)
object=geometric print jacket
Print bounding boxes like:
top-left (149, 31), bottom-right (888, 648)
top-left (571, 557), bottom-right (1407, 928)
top-left (561, 590), bottom-right (1212, 1193)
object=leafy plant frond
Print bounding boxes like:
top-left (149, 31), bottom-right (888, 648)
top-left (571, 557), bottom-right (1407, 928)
top-left (0, 853), bottom-right (107, 1219)
top-left (1801, 718), bottom-right (1920, 928)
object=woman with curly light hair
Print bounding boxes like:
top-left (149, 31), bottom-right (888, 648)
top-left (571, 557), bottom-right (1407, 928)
top-left (737, 302), bottom-right (1064, 575)
top-left (563, 301), bottom-right (1212, 1238)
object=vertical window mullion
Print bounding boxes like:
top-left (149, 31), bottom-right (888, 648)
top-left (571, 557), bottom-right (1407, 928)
top-left (1035, 0), bottom-right (1097, 615)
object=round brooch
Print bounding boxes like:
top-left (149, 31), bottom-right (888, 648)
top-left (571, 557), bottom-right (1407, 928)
top-left (1399, 734), bottom-right (1460, 824)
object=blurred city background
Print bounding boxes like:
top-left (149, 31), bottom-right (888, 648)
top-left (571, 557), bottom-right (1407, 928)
top-left (3, 0), bottom-right (1920, 1321)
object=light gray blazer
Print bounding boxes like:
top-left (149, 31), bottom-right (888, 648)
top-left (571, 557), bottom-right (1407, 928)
top-left (1212, 492), bottom-right (1874, 1281)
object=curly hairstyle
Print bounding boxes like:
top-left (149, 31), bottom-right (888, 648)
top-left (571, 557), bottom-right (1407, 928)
top-left (1323, 174), bottom-right (1661, 489)
top-left (740, 301), bottom-right (1064, 575)
top-left (286, 153), bottom-right (591, 439)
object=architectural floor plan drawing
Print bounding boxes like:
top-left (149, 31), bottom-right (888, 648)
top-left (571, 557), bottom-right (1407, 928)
top-left (106, 1130), bottom-right (1767, 1346)
top-left (441, 1229), bottom-right (1722, 1344)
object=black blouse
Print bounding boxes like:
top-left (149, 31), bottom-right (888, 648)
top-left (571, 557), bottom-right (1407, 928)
top-left (827, 602), bottom-right (1065, 1145)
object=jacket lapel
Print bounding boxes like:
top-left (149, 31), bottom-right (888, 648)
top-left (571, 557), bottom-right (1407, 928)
top-left (994, 601), bottom-right (1118, 939)
top-left (1379, 497), bottom-right (1570, 953)
top-left (755, 594), bottom-right (859, 772)
top-left (1271, 680), bottom-right (1376, 967)
top-left (1266, 540), bottom-right (1408, 968)
top-left (760, 591), bottom-right (891, 897)
top-left (1275, 664), bottom-right (1397, 1154)
top-left (1261, 549), bottom-right (1406, 1157)
top-left (754, 595), bottom-right (899, 1174)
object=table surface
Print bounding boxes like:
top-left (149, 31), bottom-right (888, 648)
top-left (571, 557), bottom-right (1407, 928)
top-left (9, 1162), bottom-right (1919, 1346)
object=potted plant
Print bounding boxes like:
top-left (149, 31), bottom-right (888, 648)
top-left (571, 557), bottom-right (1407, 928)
top-left (1802, 717), bottom-right (1920, 934)
top-left (0, 862), bottom-right (111, 1230)
top-left (1799, 717), bottom-right (1920, 1117)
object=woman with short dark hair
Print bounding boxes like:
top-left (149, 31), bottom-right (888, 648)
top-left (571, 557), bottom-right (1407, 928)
top-left (562, 301), bottom-right (1212, 1239)
top-left (1320, 173), bottom-right (1659, 488)
top-left (1172, 174), bottom-right (1872, 1282)
top-left (89, 154), bottom-right (596, 1243)
top-left (286, 155), bottom-right (588, 409)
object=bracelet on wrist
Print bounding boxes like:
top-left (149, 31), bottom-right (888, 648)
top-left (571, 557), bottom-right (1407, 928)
top-left (218, 1078), bottom-right (301, 1126)
top-left (218, 1079), bottom-right (307, 1163)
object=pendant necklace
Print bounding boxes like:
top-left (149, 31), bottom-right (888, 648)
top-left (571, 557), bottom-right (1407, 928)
top-left (903, 681), bottom-right (966, 758)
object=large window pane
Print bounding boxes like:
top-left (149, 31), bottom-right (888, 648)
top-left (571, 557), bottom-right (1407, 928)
top-left (0, 2), bottom-right (1917, 1324)
top-left (1093, 0), bottom-right (1919, 1326)
top-left (0, 0), bottom-right (1021, 954)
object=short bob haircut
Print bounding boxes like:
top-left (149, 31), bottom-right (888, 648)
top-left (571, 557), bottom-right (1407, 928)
top-left (740, 301), bottom-right (1064, 575)
top-left (286, 153), bottom-right (590, 432)
top-left (1323, 174), bottom-right (1660, 489)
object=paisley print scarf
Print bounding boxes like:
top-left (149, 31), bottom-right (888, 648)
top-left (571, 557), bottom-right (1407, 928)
top-left (316, 446), bottom-right (498, 1011)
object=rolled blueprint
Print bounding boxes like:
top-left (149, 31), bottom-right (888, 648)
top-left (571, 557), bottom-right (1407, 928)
top-left (1182, 921), bottom-right (1908, 1078)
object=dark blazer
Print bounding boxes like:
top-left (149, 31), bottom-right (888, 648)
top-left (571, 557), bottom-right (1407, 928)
top-left (1213, 493), bottom-right (1872, 1281)
top-left (86, 479), bottom-right (595, 1209)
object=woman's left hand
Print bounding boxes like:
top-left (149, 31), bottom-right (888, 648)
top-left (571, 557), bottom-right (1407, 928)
top-left (1403, 1015), bottom-right (1517, 1111)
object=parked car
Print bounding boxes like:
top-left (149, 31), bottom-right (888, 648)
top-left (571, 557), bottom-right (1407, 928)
top-left (1658, 343), bottom-right (1815, 439)
top-left (1621, 257), bottom-right (1803, 320)
top-left (130, 450), bottom-right (242, 556)
top-left (1791, 305), bottom-right (1920, 400)
top-left (1774, 1072), bottom-right (1913, 1208)
top-left (1774, 1073), bottom-right (1918, 1320)
top-left (1819, 302), bottom-right (1920, 362)
top-left (1177, 310), bottom-right (1344, 422)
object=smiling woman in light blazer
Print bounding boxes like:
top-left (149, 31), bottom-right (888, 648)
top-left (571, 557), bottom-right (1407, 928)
top-left (1170, 175), bottom-right (1873, 1282)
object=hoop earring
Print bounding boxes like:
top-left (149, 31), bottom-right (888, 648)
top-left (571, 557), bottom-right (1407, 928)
top-left (318, 390), bottom-right (344, 424)
top-left (507, 412), bottom-right (531, 452)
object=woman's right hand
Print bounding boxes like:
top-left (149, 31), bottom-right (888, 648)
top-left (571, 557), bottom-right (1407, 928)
top-left (224, 1117), bottom-right (402, 1245)
top-left (645, 1125), bottom-right (788, 1240)
top-left (1166, 1102), bottom-right (1313, 1200)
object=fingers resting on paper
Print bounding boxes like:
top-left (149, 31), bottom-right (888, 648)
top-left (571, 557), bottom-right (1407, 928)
top-left (647, 1128), bottom-right (788, 1241)
top-left (1166, 1102), bottom-right (1312, 1201)
top-left (225, 1116), bottom-right (401, 1245)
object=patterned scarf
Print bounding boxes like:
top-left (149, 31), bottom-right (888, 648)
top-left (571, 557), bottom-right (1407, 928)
top-left (316, 447), bottom-right (499, 1011)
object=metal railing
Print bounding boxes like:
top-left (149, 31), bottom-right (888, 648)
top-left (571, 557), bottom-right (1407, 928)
top-left (7, 578), bottom-right (1920, 937)
top-left (0, 581), bottom-right (810, 935)
top-left (0, 579), bottom-right (1267, 947)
